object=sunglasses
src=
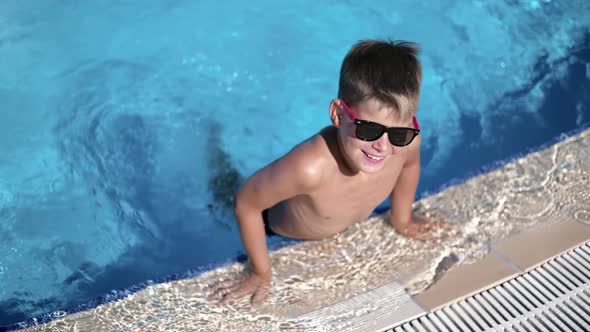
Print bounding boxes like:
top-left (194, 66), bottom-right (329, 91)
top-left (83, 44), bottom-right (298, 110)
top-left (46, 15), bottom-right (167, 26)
top-left (340, 100), bottom-right (420, 147)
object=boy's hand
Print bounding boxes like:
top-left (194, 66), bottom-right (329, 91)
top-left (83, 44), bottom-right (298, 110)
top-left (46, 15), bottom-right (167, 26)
top-left (208, 271), bottom-right (271, 307)
top-left (391, 213), bottom-right (452, 241)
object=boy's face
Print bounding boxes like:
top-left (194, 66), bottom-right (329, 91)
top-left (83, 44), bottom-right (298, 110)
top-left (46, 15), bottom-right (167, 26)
top-left (332, 98), bottom-right (415, 174)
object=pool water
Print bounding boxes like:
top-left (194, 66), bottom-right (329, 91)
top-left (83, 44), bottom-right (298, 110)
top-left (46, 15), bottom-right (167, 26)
top-left (0, 0), bottom-right (589, 326)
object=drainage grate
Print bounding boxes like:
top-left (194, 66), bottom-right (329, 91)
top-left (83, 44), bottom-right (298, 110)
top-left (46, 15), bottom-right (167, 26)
top-left (387, 242), bottom-right (590, 332)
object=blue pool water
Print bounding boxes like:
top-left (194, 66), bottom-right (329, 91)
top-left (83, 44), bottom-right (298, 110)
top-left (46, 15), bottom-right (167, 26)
top-left (0, 0), bottom-right (589, 326)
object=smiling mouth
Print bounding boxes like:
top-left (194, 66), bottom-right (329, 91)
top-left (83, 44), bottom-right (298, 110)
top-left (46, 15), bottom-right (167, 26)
top-left (362, 150), bottom-right (385, 162)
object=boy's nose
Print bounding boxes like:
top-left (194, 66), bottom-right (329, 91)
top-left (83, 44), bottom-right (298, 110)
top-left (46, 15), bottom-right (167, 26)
top-left (372, 133), bottom-right (402, 155)
top-left (371, 133), bottom-right (391, 153)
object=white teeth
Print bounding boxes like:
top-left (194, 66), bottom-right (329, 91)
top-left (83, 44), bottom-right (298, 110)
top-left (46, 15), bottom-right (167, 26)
top-left (364, 151), bottom-right (384, 160)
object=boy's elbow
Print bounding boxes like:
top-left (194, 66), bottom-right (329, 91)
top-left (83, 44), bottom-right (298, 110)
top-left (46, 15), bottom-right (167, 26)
top-left (232, 189), bottom-right (253, 216)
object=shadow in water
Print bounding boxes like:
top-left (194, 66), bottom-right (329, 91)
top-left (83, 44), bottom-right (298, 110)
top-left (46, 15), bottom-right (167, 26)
top-left (206, 121), bottom-right (245, 229)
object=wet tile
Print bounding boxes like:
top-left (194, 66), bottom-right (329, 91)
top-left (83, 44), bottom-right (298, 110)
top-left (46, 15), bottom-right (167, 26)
top-left (17, 311), bottom-right (93, 332)
top-left (419, 131), bottom-right (590, 250)
top-left (294, 281), bottom-right (425, 332)
top-left (17, 289), bottom-right (164, 332)
top-left (412, 252), bottom-right (518, 311)
top-left (491, 214), bottom-right (590, 272)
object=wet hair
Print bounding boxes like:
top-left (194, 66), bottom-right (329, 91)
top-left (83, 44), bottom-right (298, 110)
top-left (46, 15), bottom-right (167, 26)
top-left (338, 39), bottom-right (422, 118)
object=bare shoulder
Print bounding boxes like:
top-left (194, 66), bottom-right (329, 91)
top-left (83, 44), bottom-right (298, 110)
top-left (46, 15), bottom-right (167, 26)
top-left (403, 131), bottom-right (421, 166)
top-left (277, 128), bottom-right (336, 187)
top-left (236, 131), bottom-right (333, 207)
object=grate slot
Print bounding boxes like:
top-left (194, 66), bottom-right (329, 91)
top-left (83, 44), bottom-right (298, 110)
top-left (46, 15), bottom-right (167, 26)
top-left (440, 306), bottom-right (471, 331)
top-left (400, 322), bottom-right (416, 332)
top-left (531, 318), bottom-right (552, 332)
top-left (508, 322), bottom-right (528, 332)
top-left (579, 244), bottom-right (590, 257)
top-left (563, 300), bottom-right (590, 330)
top-left (516, 320), bottom-right (536, 332)
top-left (435, 310), bottom-right (460, 331)
top-left (559, 255), bottom-right (590, 282)
top-left (518, 275), bottom-right (552, 303)
top-left (465, 297), bottom-right (495, 328)
top-left (507, 278), bottom-right (542, 308)
top-left (503, 282), bottom-right (536, 313)
top-left (494, 285), bottom-right (528, 315)
top-left (476, 293), bottom-right (507, 324)
top-left (456, 301), bottom-right (487, 331)
top-left (418, 315), bottom-right (439, 332)
top-left (480, 290), bottom-right (512, 321)
top-left (527, 269), bottom-right (561, 298)
top-left (580, 289), bottom-right (590, 307)
top-left (572, 247), bottom-right (590, 265)
top-left (535, 267), bottom-right (570, 294)
top-left (556, 258), bottom-right (587, 285)
top-left (542, 306), bottom-right (575, 331)
top-left (426, 312), bottom-right (449, 331)
top-left (409, 320), bottom-right (429, 332)
top-left (566, 251), bottom-right (590, 275)
top-left (523, 272), bottom-right (559, 299)
top-left (535, 308), bottom-right (564, 331)
top-left (576, 292), bottom-right (590, 313)
top-left (549, 305), bottom-right (582, 331)
top-left (546, 261), bottom-right (581, 288)
top-left (449, 303), bottom-right (480, 331)
top-left (488, 288), bottom-right (521, 318)
top-left (565, 250), bottom-right (590, 273)
top-left (571, 294), bottom-right (590, 316)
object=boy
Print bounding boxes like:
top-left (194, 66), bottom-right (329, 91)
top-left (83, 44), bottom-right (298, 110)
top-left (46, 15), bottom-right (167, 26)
top-left (211, 39), bottom-right (444, 305)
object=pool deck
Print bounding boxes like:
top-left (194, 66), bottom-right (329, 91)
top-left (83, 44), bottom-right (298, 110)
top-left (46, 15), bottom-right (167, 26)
top-left (13, 127), bottom-right (590, 332)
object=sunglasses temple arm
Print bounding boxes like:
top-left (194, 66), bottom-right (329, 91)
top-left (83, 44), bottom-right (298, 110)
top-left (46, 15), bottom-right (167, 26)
top-left (412, 116), bottom-right (420, 130)
top-left (340, 100), bottom-right (357, 120)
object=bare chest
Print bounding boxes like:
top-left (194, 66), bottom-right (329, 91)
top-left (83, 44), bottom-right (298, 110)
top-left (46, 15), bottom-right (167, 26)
top-left (307, 162), bottom-right (403, 223)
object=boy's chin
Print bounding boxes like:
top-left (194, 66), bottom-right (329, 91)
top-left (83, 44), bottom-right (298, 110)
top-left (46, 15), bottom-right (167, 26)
top-left (359, 164), bottom-right (386, 174)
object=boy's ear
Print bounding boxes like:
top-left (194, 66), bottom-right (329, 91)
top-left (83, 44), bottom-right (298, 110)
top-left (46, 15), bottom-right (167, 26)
top-left (329, 99), bottom-right (343, 127)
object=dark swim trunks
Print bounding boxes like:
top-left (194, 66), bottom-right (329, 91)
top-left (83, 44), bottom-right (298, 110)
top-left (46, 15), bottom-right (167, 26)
top-left (262, 209), bottom-right (278, 237)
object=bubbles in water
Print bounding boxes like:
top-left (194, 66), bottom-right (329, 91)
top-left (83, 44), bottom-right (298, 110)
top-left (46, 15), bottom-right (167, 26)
top-left (570, 199), bottom-right (590, 224)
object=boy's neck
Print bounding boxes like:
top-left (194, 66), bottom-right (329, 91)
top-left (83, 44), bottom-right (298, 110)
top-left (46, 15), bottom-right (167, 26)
top-left (318, 126), bottom-right (355, 177)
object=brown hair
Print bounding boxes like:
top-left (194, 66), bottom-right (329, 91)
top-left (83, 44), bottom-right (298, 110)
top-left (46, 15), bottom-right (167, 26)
top-left (338, 40), bottom-right (422, 118)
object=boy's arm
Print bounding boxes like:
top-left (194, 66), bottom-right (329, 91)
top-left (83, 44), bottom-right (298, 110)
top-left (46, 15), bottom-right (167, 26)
top-left (234, 144), bottom-right (321, 274)
top-left (390, 135), bottom-right (437, 240)
top-left (217, 141), bottom-right (322, 303)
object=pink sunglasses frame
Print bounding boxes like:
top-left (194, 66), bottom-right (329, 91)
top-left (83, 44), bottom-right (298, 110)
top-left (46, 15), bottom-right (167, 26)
top-left (339, 99), bottom-right (420, 130)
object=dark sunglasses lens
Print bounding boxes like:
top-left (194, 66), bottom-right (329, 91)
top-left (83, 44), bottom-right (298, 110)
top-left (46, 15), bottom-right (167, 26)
top-left (388, 129), bottom-right (415, 146)
top-left (356, 122), bottom-right (384, 141)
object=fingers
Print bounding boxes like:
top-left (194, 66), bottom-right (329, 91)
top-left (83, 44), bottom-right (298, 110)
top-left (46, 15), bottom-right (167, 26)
top-left (219, 283), bottom-right (255, 304)
top-left (250, 285), bottom-right (270, 307)
top-left (398, 222), bottom-right (449, 241)
top-left (420, 222), bottom-right (436, 231)
top-left (207, 278), bottom-right (243, 301)
top-left (438, 222), bottom-right (455, 230)
top-left (208, 282), bottom-right (240, 302)
top-left (412, 231), bottom-right (435, 242)
top-left (208, 275), bottom-right (271, 308)
top-left (421, 222), bottom-right (453, 236)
